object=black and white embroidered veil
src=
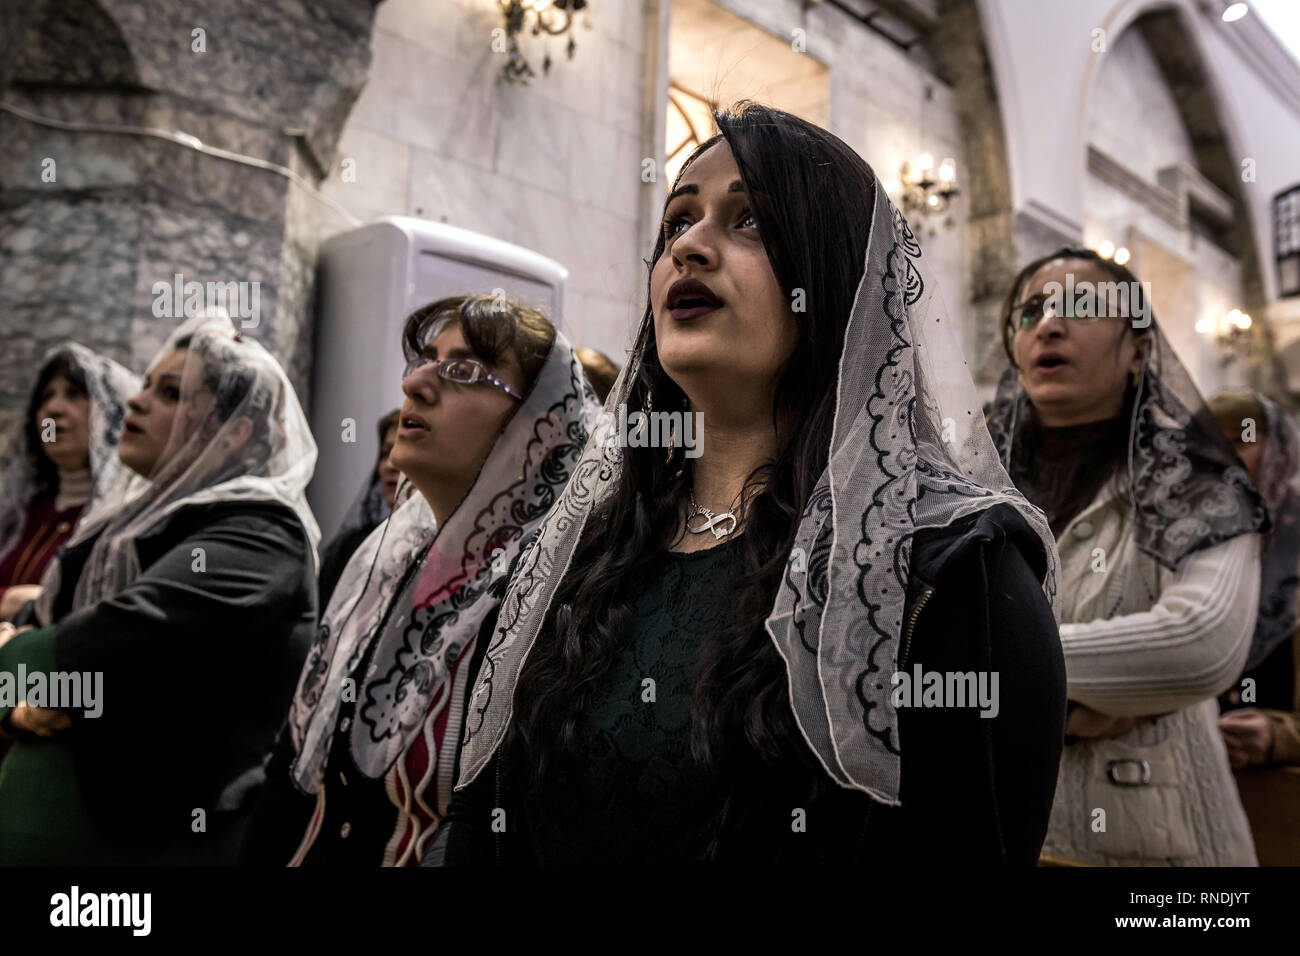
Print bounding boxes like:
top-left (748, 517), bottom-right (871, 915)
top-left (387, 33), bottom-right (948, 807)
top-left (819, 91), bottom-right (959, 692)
top-left (985, 307), bottom-right (1268, 572)
top-left (288, 329), bottom-right (598, 791)
top-left (0, 342), bottom-right (138, 568)
top-left (34, 313), bottom-right (321, 624)
top-left (456, 169), bottom-right (1061, 806)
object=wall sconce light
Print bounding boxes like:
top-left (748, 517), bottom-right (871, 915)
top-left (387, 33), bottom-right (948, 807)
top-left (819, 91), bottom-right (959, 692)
top-left (900, 154), bottom-right (959, 220)
top-left (1095, 240), bottom-right (1131, 265)
top-left (499, 0), bottom-right (588, 85)
top-left (1222, 3), bottom-right (1249, 23)
top-left (1196, 308), bottom-right (1254, 361)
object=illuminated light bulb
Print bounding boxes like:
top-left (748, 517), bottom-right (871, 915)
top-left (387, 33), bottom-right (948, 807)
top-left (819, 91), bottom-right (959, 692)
top-left (917, 153), bottom-right (934, 173)
top-left (1113, 246), bottom-right (1130, 265)
top-left (1195, 317), bottom-right (1213, 334)
top-left (1238, 313), bottom-right (1252, 330)
top-left (938, 159), bottom-right (956, 183)
top-left (1222, 3), bottom-right (1249, 23)
top-left (1098, 240), bottom-right (1115, 259)
top-left (927, 194), bottom-right (939, 207)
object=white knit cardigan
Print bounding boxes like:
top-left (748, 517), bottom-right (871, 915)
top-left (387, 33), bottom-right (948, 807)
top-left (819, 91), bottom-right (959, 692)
top-left (1043, 481), bottom-right (1260, 866)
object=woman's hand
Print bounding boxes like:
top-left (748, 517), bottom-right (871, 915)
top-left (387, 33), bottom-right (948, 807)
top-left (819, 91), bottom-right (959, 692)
top-left (1219, 708), bottom-right (1273, 769)
top-left (0, 623), bottom-right (34, 650)
top-left (1065, 703), bottom-right (1168, 740)
top-left (0, 584), bottom-right (42, 620)
top-left (9, 702), bottom-right (72, 737)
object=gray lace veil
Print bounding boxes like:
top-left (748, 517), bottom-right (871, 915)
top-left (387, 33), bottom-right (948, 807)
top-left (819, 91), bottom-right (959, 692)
top-left (0, 343), bottom-right (139, 569)
top-left (986, 300), bottom-right (1268, 571)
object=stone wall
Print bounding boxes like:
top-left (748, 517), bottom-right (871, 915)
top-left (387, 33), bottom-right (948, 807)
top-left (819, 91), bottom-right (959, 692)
top-left (0, 0), bottom-right (379, 437)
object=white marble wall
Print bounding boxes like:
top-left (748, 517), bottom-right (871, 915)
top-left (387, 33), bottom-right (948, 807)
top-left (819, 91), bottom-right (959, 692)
top-left (981, 0), bottom-right (1300, 317)
top-left (316, 0), bottom-right (975, 368)
top-left (1087, 26), bottom-right (1197, 183)
top-left (315, 0), bottom-right (650, 361)
top-left (695, 0), bottom-right (973, 354)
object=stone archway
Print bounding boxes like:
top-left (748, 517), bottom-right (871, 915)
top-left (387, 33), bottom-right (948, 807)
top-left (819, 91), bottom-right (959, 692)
top-left (1075, 1), bottom-right (1282, 400)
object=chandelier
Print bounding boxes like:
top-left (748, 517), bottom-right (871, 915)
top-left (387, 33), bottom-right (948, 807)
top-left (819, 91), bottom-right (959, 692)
top-left (499, 0), bottom-right (588, 85)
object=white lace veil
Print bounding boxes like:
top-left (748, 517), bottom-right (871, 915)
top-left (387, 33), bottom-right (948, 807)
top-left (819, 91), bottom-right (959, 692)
top-left (455, 116), bottom-right (1059, 806)
top-left (35, 312), bottom-right (320, 625)
top-left (0, 343), bottom-right (138, 569)
top-left (288, 328), bottom-right (599, 792)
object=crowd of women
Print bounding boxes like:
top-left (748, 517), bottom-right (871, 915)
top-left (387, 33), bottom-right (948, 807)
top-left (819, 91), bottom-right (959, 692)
top-left (0, 101), bottom-right (1296, 866)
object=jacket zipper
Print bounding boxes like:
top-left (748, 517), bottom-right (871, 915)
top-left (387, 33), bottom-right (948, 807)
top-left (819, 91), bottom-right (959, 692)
top-left (899, 584), bottom-right (934, 669)
top-left (494, 756), bottom-right (503, 867)
top-left (854, 798), bottom-right (873, 862)
top-left (856, 583), bottom-right (934, 860)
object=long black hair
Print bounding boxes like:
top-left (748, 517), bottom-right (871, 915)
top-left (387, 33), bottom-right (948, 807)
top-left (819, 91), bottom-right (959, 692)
top-left (25, 351), bottom-right (89, 498)
top-left (505, 102), bottom-right (881, 857)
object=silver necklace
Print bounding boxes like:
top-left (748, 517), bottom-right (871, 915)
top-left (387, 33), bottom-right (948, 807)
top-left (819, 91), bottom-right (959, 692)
top-left (687, 491), bottom-right (738, 539)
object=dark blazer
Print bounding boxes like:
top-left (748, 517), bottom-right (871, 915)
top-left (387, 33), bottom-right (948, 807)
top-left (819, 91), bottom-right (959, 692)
top-left (425, 503), bottom-right (1067, 866)
top-left (48, 500), bottom-right (316, 846)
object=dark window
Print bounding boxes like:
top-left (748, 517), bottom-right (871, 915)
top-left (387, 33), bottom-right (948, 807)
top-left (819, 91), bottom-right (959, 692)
top-left (1275, 184), bottom-right (1300, 298)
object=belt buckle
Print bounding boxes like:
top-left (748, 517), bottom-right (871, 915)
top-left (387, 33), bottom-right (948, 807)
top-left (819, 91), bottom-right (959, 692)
top-left (1106, 758), bottom-right (1152, 786)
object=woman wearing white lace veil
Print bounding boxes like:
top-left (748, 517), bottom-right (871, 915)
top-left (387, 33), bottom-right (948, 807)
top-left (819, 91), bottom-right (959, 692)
top-left (0, 343), bottom-right (137, 620)
top-left (428, 102), bottom-right (1066, 866)
top-left (0, 312), bottom-right (320, 864)
top-left (986, 247), bottom-right (1268, 866)
top-left (240, 294), bottom-right (598, 867)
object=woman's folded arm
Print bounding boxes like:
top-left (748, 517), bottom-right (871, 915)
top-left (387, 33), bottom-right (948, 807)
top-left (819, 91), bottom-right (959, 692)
top-left (1060, 533), bottom-right (1260, 715)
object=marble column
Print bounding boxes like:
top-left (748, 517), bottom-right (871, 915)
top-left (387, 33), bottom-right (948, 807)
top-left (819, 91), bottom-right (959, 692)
top-left (0, 0), bottom-right (380, 434)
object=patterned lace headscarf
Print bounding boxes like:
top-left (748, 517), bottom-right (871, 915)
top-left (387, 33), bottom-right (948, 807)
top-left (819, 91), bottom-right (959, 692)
top-left (985, 252), bottom-right (1268, 571)
top-left (289, 328), bottom-right (599, 791)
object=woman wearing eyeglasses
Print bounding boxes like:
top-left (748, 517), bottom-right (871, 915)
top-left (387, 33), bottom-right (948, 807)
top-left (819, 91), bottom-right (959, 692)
top-left (240, 293), bottom-right (598, 866)
top-left (986, 247), bottom-right (1267, 866)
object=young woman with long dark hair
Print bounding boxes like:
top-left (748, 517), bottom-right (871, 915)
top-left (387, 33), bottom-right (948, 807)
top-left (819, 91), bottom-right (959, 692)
top-left (427, 102), bottom-right (1067, 865)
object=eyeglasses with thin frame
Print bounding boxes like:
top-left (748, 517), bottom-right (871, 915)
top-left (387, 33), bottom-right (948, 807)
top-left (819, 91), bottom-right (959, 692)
top-left (402, 355), bottom-right (523, 401)
top-left (1011, 293), bottom-right (1110, 332)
